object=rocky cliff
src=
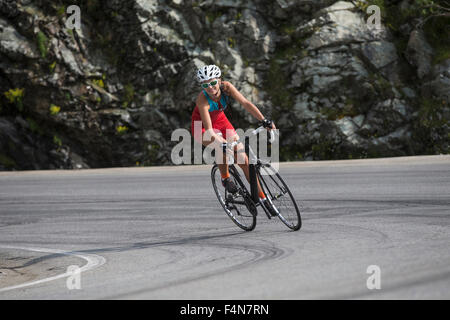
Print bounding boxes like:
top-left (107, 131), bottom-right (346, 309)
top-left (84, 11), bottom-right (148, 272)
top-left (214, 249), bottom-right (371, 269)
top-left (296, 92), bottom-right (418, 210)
top-left (0, 0), bottom-right (448, 170)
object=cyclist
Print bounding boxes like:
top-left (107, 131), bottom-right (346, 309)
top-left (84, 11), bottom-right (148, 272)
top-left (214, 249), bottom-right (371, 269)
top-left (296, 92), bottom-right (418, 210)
top-left (191, 64), bottom-right (277, 215)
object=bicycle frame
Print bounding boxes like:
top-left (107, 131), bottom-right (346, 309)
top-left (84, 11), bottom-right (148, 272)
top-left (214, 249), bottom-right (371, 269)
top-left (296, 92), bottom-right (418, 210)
top-left (245, 135), bottom-right (260, 204)
top-left (212, 126), bottom-right (301, 230)
top-left (228, 127), bottom-right (277, 219)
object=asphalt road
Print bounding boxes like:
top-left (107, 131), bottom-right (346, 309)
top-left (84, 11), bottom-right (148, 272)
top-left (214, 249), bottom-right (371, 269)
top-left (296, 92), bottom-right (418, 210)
top-left (0, 155), bottom-right (449, 299)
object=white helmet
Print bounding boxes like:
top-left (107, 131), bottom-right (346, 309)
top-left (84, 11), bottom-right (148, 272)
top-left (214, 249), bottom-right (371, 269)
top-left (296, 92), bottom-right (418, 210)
top-left (196, 65), bottom-right (221, 82)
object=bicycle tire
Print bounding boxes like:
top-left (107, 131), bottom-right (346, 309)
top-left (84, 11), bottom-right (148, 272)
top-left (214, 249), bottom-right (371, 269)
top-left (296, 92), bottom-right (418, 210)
top-left (257, 164), bottom-right (302, 231)
top-left (211, 164), bottom-right (257, 231)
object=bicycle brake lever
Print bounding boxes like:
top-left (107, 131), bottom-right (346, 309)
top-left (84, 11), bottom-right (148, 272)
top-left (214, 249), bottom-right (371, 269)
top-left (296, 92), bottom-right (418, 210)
top-left (269, 130), bottom-right (275, 143)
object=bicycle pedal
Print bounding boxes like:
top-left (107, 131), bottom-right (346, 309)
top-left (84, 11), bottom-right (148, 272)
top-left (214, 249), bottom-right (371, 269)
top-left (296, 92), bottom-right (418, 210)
top-left (225, 203), bottom-right (235, 210)
top-left (226, 194), bottom-right (235, 201)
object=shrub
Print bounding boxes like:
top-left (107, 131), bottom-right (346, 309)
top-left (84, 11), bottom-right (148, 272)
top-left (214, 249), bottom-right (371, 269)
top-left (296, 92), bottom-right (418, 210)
top-left (49, 104), bottom-right (61, 115)
top-left (4, 88), bottom-right (25, 112)
top-left (116, 125), bottom-right (129, 135)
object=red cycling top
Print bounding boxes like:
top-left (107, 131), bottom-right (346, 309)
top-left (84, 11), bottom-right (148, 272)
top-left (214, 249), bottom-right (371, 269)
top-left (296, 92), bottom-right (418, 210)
top-left (191, 90), bottom-right (237, 142)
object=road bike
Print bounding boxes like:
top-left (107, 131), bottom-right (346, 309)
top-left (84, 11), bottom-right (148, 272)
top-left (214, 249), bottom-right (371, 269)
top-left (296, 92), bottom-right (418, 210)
top-left (211, 126), bottom-right (302, 231)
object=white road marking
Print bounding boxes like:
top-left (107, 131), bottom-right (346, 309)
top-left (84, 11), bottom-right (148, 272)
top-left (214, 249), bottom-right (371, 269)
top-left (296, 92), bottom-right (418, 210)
top-left (0, 245), bottom-right (106, 292)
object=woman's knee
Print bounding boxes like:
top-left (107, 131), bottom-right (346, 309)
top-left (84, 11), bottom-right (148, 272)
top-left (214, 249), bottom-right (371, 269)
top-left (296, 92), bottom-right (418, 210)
top-left (235, 145), bottom-right (248, 166)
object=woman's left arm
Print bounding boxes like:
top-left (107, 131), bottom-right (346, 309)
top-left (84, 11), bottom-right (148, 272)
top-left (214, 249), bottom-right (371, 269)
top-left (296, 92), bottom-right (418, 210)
top-left (224, 81), bottom-right (276, 129)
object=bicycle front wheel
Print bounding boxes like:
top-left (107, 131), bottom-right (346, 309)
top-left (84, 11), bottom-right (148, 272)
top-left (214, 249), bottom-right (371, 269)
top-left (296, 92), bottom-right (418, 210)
top-left (257, 164), bottom-right (302, 231)
top-left (211, 164), bottom-right (257, 231)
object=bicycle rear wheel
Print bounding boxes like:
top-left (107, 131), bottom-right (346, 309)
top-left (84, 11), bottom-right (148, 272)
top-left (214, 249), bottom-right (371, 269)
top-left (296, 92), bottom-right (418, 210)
top-left (257, 164), bottom-right (302, 231)
top-left (211, 164), bottom-right (257, 231)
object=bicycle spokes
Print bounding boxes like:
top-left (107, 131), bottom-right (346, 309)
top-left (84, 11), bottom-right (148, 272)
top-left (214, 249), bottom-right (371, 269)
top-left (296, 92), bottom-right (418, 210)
top-left (258, 165), bottom-right (302, 231)
top-left (211, 164), bottom-right (256, 231)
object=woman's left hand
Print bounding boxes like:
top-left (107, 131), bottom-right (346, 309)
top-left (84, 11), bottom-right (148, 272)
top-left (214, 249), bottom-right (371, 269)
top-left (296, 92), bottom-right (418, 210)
top-left (270, 122), bottom-right (276, 130)
top-left (262, 118), bottom-right (276, 130)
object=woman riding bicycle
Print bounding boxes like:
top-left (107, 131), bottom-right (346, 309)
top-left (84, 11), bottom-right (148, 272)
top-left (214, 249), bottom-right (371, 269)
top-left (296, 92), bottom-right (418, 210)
top-left (191, 64), bottom-right (277, 214)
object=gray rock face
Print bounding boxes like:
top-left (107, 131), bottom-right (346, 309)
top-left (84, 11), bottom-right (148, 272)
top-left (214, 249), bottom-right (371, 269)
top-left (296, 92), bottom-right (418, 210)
top-left (361, 41), bottom-right (398, 70)
top-left (0, 0), bottom-right (447, 169)
top-left (0, 18), bottom-right (37, 59)
top-left (405, 29), bottom-right (434, 79)
top-left (423, 59), bottom-right (450, 100)
top-left (300, 1), bottom-right (388, 51)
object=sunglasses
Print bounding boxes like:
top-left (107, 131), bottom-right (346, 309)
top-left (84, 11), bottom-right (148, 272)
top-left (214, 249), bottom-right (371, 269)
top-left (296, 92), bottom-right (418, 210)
top-left (201, 80), bottom-right (218, 88)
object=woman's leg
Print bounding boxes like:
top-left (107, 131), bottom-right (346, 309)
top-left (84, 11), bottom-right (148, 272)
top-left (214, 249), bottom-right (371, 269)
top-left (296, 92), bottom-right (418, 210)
top-left (230, 135), bottom-right (265, 198)
top-left (200, 131), bottom-right (230, 179)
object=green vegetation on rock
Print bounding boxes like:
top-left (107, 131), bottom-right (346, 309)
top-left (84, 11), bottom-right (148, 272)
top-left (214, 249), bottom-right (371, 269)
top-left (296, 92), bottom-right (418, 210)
top-left (4, 88), bottom-right (25, 112)
top-left (49, 61), bottom-right (57, 73)
top-left (206, 10), bottom-right (225, 24)
top-left (53, 135), bottom-right (63, 148)
top-left (265, 59), bottom-right (294, 112)
top-left (49, 104), bottom-right (61, 115)
top-left (412, 97), bottom-right (449, 154)
top-left (36, 31), bottom-right (49, 58)
top-left (26, 117), bottom-right (43, 135)
top-left (0, 154), bottom-right (16, 169)
top-left (116, 125), bottom-right (129, 135)
top-left (92, 79), bottom-right (105, 88)
top-left (122, 83), bottom-right (135, 108)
